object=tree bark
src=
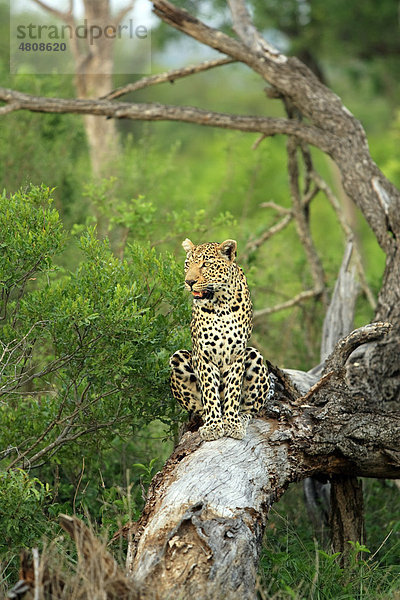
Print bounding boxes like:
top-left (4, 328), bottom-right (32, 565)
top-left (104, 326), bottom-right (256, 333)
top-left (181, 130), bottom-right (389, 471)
top-left (127, 323), bottom-right (399, 599)
top-left (73, 0), bottom-right (122, 178)
top-left (303, 242), bottom-right (366, 556)
top-left (329, 475), bottom-right (366, 564)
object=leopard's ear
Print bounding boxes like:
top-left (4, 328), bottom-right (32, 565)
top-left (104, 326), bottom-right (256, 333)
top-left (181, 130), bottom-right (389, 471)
top-left (182, 238), bottom-right (195, 253)
top-left (218, 239), bottom-right (237, 262)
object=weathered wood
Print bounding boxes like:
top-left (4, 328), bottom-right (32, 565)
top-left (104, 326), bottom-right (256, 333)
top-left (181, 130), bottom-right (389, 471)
top-left (0, 87), bottom-right (331, 149)
top-left (128, 423), bottom-right (277, 600)
top-left (304, 242), bottom-right (365, 556)
top-left (320, 241), bottom-right (359, 363)
top-left (126, 325), bottom-right (399, 599)
top-left (329, 475), bottom-right (366, 564)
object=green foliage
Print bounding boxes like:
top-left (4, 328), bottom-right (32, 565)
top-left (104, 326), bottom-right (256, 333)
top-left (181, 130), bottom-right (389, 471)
top-left (0, 74), bottom-right (88, 224)
top-left (0, 184), bottom-right (65, 296)
top-left (0, 469), bottom-right (51, 554)
top-left (1, 186), bottom-right (191, 449)
top-left (0, 186), bottom-right (190, 570)
top-left (259, 481), bottom-right (400, 599)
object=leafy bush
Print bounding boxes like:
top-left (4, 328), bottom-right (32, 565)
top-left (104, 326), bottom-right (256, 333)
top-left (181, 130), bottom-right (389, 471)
top-left (0, 469), bottom-right (51, 554)
top-left (0, 185), bottom-right (191, 572)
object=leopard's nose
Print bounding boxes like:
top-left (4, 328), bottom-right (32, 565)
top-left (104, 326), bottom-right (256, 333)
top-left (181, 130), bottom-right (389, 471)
top-left (185, 279), bottom-right (196, 289)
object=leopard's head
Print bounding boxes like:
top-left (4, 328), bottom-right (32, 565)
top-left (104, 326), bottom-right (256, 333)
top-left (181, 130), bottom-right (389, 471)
top-left (182, 238), bottom-right (237, 301)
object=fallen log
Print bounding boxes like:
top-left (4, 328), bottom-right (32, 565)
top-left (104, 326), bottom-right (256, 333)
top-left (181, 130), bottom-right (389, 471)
top-left (126, 323), bottom-right (400, 600)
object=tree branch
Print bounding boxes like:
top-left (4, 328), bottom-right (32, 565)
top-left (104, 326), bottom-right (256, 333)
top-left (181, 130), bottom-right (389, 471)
top-left (0, 102), bottom-right (21, 115)
top-left (253, 288), bottom-right (320, 320)
top-left (115, 1), bottom-right (136, 26)
top-left (324, 321), bottom-right (392, 372)
top-left (151, 0), bottom-right (400, 251)
top-left (243, 213), bottom-right (293, 260)
top-left (227, 0), bottom-right (285, 62)
top-left (287, 135), bottom-right (327, 305)
top-left (311, 170), bottom-right (377, 309)
top-left (0, 87), bottom-right (334, 150)
top-left (29, 0), bottom-right (74, 24)
top-left (103, 57), bottom-right (236, 100)
top-left (152, 0), bottom-right (252, 63)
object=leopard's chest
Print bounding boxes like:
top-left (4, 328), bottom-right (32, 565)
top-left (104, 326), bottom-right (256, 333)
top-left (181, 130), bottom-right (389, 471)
top-left (191, 303), bottom-right (250, 366)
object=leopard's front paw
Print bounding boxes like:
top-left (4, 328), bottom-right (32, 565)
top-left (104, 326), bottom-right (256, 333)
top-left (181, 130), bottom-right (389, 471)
top-left (199, 422), bottom-right (225, 441)
top-left (223, 417), bottom-right (248, 440)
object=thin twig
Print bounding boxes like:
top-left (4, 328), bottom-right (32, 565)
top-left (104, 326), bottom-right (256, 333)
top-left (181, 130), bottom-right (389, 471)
top-left (287, 135), bottom-right (328, 305)
top-left (103, 58), bottom-right (235, 100)
top-left (29, 0), bottom-right (73, 23)
top-left (296, 371), bottom-right (334, 404)
top-left (253, 288), bottom-right (320, 320)
top-left (115, 0), bottom-right (136, 26)
top-left (259, 201), bottom-right (291, 215)
top-left (252, 134), bottom-right (266, 150)
top-left (73, 457), bottom-right (85, 514)
top-left (243, 213), bottom-right (292, 260)
top-left (310, 169), bottom-right (377, 310)
top-left (6, 386), bottom-right (71, 469)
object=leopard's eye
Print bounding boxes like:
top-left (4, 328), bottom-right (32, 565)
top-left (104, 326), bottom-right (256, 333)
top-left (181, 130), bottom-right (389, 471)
top-left (203, 261), bottom-right (211, 268)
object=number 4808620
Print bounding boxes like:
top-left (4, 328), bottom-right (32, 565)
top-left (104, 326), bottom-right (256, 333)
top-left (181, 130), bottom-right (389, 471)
top-left (18, 42), bottom-right (67, 51)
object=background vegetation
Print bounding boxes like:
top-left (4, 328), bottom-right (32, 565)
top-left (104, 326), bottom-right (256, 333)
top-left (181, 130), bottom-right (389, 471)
top-left (0, 0), bottom-right (399, 597)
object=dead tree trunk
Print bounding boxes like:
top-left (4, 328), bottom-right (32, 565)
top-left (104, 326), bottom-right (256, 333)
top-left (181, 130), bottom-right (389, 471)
top-left (303, 242), bottom-right (365, 554)
top-left (127, 323), bottom-right (399, 600)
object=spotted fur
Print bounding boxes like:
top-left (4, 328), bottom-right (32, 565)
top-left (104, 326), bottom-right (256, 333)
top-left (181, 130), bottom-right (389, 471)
top-left (170, 238), bottom-right (275, 441)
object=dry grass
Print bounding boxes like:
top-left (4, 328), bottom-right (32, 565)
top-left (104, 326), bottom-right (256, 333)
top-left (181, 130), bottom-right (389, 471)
top-left (5, 515), bottom-right (139, 600)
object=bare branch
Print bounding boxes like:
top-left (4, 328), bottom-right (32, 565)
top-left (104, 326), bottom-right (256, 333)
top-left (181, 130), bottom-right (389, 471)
top-left (29, 0), bottom-right (74, 24)
top-left (103, 57), bottom-right (236, 100)
top-left (243, 213), bottom-right (292, 260)
top-left (259, 201), bottom-right (291, 215)
top-left (115, 1), bottom-right (136, 26)
top-left (19, 417), bottom-right (128, 469)
top-left (325, 322), bottom-right (392, 372)
top-left (151, 1), bottom-right (400, 251)
top-left (5, 387), bottom-right (71, 469)
top-left (311, 169), bottom-right (377, 309)
top-left (152, 0), bottom-right (250, 60)
top-left (0, 102), bottom-right (21, 115)
top-left (287, 136), bottom-right (327, 305)
top-left (0, 87), bottom-right (334, 151)
top-left (253, 288), bottom-right (320, 320)
top-left (297, 372), bottom-right (335, 404)
top-left (251, 133), bottom-right (266, 149)
top-left (227, 0), bottom-right (285, 62)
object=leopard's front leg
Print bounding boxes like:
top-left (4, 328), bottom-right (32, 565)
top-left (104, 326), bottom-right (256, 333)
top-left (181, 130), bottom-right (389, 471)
top-left (194, 357), bottom-right (225, 441)
top-left (222, 354), bottom-right (247, 440)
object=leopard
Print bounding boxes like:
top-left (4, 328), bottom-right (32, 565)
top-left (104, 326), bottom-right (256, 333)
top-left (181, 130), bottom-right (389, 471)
top-left (170, 238), bottom-right (275, 441)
